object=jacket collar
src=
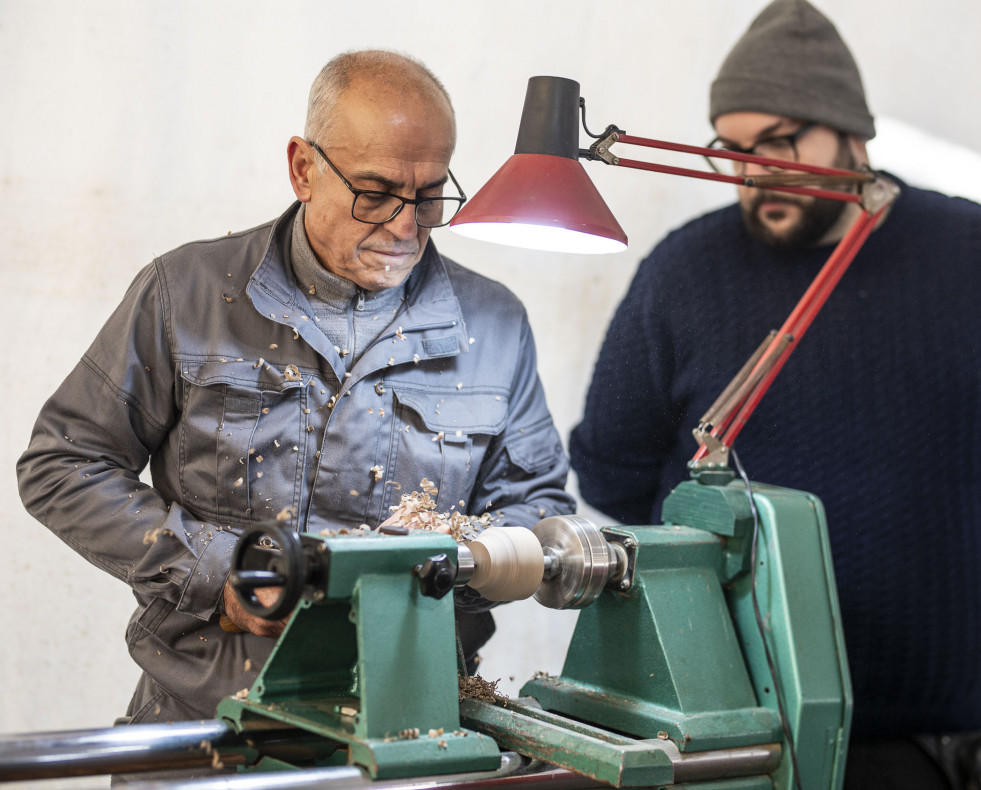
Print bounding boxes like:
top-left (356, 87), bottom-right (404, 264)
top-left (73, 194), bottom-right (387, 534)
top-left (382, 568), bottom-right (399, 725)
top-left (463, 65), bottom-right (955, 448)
top-left (246, 203), bottom-right (470, 376)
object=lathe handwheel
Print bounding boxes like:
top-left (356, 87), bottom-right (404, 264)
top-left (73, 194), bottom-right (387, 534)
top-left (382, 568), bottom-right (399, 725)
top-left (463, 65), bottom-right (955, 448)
top-left (229, 522), bottom-right (306, 621)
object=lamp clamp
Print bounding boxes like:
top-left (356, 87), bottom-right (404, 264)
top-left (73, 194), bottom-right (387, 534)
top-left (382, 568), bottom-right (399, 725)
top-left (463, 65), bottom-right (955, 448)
top-left (690, 426), bottom-right (730, 469)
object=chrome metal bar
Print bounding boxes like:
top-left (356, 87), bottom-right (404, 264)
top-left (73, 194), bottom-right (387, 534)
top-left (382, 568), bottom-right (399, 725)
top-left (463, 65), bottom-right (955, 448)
top-left (0, 720), bottom-right (240, 781)
top-left (672, 743), bottom-right (782, 782)
top-left (0, 719), bottom-right (334, 782)
top-left (127, 752), bottom-right (602, 790)
top-left (455, 543), bottom-right (475, 585)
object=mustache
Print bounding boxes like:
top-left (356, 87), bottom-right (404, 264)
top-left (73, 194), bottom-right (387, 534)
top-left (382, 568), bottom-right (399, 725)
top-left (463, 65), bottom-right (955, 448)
top-left (748, 191), bottom-right (804, 209)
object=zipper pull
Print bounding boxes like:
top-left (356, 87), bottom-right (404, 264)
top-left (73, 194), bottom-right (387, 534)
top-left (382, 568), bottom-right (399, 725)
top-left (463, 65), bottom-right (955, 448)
top-left (355, 287), bottom-right (366, 312)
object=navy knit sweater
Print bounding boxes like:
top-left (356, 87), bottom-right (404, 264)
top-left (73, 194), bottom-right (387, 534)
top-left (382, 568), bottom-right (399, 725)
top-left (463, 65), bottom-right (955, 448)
top-left (570, 177), bottom-right (981, 739)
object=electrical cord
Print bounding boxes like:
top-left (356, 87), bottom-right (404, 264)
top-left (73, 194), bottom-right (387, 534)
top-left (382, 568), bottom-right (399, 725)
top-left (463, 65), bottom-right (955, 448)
top-left (731, 448), bottom-right (805, 790)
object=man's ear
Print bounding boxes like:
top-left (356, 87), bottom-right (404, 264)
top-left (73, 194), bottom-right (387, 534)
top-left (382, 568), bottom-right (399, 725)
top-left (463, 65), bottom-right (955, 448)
top-left (287, 136), bottom-right (314, 202)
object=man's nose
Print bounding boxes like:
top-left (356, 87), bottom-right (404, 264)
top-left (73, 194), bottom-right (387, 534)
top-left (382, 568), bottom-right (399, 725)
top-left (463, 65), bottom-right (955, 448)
top-left (740, 158), bottom-right (770, 178)
top-left (385, 205), bottom-right (420, 239)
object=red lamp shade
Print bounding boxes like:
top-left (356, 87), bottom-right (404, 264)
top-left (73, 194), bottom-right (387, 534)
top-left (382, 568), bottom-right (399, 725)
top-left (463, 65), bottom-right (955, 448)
top-left (450, 153), bottom-right (628, 254)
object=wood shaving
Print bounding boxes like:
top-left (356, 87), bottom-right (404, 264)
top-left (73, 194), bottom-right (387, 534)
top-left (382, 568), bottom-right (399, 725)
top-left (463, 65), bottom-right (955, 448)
top-left (458, 673), bottom-right (506, 702)
top-left (142, 527), bottom-right (174, 545)
top-left (387, 483), bottom-right (495, 542)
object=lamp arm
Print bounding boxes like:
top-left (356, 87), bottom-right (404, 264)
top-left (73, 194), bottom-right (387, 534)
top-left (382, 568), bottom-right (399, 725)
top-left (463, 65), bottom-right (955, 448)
top-left (566, 116), bottom-right (900, 467)
top-left (690, 197), bottom-right (895, 467)
top-left (592, 130), bottom-right (873, 203)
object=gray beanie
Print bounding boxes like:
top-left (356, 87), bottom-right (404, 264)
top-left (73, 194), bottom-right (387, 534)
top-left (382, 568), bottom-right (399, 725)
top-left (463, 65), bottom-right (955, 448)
top-left (709, 0), bottom-right (875, 140)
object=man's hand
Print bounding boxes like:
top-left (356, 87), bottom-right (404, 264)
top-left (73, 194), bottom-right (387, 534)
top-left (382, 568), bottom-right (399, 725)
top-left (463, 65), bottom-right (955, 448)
top-left (221, 578), bottom-right (291, 638)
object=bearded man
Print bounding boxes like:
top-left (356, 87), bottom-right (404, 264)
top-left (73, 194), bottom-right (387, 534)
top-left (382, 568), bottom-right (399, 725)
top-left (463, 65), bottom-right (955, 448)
top-left (570, 2), bottom-right (981, 788)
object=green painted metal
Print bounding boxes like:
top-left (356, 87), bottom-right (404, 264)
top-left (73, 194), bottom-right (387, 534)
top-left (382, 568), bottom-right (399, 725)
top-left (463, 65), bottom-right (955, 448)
top-left (723, 482), bottom-right (852, 790)
top-left (461, 479), bottom-right (851, 789)
top-left (460, 696), bottom-right (677, 786)
top-left (525, 522), bottom-right (780, 751)
top-left (218, 530), bottom-right (501, 779)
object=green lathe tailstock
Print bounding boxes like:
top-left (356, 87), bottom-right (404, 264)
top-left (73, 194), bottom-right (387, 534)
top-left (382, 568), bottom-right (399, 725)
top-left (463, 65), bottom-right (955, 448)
top-left (463, 476), bottom-right (851, 789)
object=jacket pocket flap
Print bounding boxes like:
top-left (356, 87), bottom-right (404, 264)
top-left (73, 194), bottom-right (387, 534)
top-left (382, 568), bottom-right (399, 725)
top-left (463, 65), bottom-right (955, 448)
top-left (180, 360), bottom-right (307, 392)
top-left (505, 420), bottom-right (562, 474)
top-left (392, 384), bottom-right (509, 435)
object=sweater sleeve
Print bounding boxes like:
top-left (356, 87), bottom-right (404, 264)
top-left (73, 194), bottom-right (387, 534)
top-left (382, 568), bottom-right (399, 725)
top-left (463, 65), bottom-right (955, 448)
top-left (570, 249), bottom-right (683, 525)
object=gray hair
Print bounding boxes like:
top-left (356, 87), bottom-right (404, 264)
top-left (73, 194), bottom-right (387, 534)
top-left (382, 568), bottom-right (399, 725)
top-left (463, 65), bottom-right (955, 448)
top-left (304, 49), bottom-right (455, 149)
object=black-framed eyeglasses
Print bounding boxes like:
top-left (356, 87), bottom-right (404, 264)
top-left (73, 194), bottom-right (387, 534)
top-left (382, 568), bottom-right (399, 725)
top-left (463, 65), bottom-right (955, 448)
top-left (307, 141), bottom-right (467, 228)
top-left (703, 123), bottom-right (818, 175)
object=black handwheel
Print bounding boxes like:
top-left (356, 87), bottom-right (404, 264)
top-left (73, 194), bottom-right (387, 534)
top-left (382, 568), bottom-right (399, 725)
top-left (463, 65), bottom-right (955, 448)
top-left (230, 522), bottom-right (306, 621)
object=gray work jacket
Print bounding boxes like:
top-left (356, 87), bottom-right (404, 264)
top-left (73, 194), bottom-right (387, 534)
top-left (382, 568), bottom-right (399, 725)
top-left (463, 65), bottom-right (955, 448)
top-left (18, 203), bottom-right (574, 718)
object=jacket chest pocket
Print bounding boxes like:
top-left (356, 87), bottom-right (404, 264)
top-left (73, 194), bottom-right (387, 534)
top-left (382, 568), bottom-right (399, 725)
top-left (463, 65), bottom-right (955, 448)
top-left (384, 383), bottom-right (508, 516)
top-left (178, 361), bottom-right (308, 526)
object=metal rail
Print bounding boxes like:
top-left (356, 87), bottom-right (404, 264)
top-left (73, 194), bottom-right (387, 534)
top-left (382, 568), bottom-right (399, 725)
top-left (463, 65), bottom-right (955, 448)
top-left (1, 717), bottom-right (778, 788)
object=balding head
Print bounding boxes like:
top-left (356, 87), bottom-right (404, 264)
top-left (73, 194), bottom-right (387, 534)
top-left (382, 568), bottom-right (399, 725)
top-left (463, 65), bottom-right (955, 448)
top-left (305, 50), bottom-right (456, 153)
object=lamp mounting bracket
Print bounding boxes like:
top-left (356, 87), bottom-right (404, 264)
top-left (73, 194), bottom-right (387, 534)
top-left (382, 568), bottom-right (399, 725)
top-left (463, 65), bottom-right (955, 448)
top-left (583, 128), bottom-right (623, 165)
top-left (860, 173), bottom-right (901, 214)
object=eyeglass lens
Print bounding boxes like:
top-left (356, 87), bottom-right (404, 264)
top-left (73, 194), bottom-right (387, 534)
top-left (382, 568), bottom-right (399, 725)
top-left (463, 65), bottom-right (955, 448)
top-left (706, 136), bottom-right (802, 175)
top-left (353, 193), bottom-right (457, 227)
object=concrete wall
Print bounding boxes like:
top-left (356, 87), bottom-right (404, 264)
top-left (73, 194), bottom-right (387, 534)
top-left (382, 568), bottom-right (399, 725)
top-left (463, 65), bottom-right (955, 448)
top-left (2, 0), bottom-right (979, 737)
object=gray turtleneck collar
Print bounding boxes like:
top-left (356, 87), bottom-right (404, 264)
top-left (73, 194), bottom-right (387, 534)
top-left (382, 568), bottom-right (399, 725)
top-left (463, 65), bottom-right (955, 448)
top-left (290, 204), bottom-right (407, 368)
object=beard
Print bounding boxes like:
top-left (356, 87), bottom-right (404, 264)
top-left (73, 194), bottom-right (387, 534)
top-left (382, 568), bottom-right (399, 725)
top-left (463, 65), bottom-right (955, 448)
top-left (740, 138), bottom-right (857, 249)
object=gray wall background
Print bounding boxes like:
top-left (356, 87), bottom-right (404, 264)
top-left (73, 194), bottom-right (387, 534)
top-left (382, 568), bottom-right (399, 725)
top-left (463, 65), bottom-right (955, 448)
top-left (2, 0), bottom-right (979, 741)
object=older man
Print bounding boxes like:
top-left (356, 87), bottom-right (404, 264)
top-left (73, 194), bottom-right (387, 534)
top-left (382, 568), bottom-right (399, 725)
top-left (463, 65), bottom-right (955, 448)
top-left (571, 2), bottom-right (981, 788)
top-left (19, 50), bottom-right (574, 725)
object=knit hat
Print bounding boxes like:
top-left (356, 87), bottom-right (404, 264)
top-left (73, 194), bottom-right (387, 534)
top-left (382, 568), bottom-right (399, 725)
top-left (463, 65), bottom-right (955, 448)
top-left (709, 0), bottom-right (875, 139)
